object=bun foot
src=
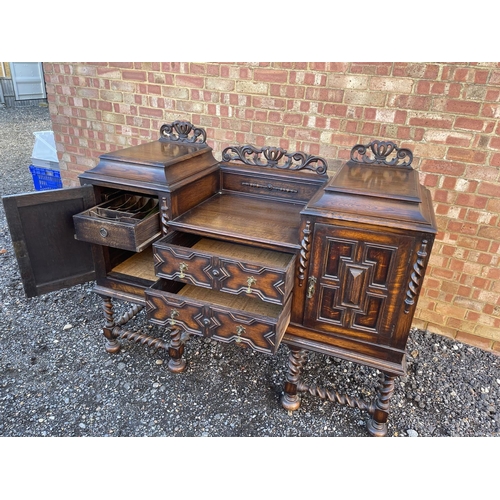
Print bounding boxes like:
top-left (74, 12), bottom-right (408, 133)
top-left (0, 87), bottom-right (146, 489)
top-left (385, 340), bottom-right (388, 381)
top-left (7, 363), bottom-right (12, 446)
top-left (168, 358), bottom-right (186, 373)
top-left (105, 340), bottom-right (121, 354)
top-left (281, 392), bottom-right (301, 412)
top-left (366, 418), bottom-right (387, 437)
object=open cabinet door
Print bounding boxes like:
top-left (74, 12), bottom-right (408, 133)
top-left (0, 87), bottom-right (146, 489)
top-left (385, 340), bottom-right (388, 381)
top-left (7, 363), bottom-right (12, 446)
top-left (3, 186), bottom-right (97, 297)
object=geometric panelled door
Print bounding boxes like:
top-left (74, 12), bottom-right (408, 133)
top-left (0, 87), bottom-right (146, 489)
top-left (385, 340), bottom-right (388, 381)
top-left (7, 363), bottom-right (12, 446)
top-left (304, 223), bottom-right (413, 341)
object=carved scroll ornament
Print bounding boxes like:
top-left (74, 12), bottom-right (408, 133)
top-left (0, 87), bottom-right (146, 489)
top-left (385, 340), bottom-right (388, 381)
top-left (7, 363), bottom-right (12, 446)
top-left (222, 145), bottom-right (328, 175)
top-left (350, 140), bottom-right (413, 168)
top-left (159, 120), bottom-right (207, 144)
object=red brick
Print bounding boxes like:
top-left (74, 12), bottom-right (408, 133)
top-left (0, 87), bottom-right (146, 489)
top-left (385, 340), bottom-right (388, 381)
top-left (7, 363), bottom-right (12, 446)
top-left (453, 68), bottom-right (470, 82)
top-left (491, 153), bottom-right (500, 167)
top-left (350, 62), bottom-right (392, 76)
top-left (416, 81), bottom-right (431, 94)
top-left (482, 103), bottom-right (500, 118)
top-left (138, 106), bottom-right (164, 118)
top-left (393, 63), bottom-right (440, 79)
top-left (175, 75), bottom-right (204, 88)
top-left (454, 117), bottom-right (485, 131)
top-left (306, 87), bottom-right (344, 102)
top-left (270, 84), bottom-right (304, 99)
top-left (475, 70), bottom-right (489, 84)
top-left (486, 89), bottom-right (500, 101)
top-left (446, 99), bottom-right (481, 115)
top-left (409, 116), bottom-right (453, 128)
top-left (446, 148), bottom-right (487, 164)
top-left (455, 332), bottom-right (493, 350)
top-left (252, 123), bottom-right (285, 137)
top-left (478, 225), bottom-right (500, 240)
top-left (420, 159), bottom-right (466, 176)
top-left (390, 95), bottom-right (431, 110)
top-left (478, 181), bottom-right (500, 196)
top-left (254, 69), bottom-right (288, 83)
top-left (455, 193), bottom-right (488, 209)
top-left (466, 164), bottom-right (499, 181)
top-left (252, 97), bottom-right (286, 110)
top-left (109, 62), bottom-right (134, 69)
top-left (121, 70), bottom-right (147, 81)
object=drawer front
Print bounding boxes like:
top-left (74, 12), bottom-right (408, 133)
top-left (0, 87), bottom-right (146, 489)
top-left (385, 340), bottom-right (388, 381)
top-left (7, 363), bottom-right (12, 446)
top-left (222, 172), bottom-right (323, 202)
top-left (145, 284), bottom-right (291, 354)
top-left (154, 232), bottom-right (295, 305)
top-left (73, 194), bottom-right (161, 252)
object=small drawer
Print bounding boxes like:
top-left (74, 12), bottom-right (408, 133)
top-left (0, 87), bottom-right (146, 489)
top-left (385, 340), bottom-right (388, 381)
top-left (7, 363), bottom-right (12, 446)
top-left (146, 281), bottom-right (292, 355)
top-left (222, 171), bottom-right (324, 202)
top-left (73, 194), bottom-right (161, 252)
top-left (153, 231), bottom-right (296, 305)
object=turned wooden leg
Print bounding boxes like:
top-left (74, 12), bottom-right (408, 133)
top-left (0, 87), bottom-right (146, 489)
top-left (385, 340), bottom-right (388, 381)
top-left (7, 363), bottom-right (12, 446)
top-left (167, 327), bottom-right (186, 373)
top-left (367, 372), bottom-right (396, 437)
top-left (101, 295), bottom-right (121, 354)
top-left (281, 347), bottom-right (308, 411)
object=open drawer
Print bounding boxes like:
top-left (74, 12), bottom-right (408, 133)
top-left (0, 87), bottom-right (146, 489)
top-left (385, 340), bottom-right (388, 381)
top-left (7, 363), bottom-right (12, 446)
top-left (145, 280), bottom-right (292, 355)
top-left (73, 193), bottom-right (161, 252)
top-left (153, 231), bottom-right (296, 306)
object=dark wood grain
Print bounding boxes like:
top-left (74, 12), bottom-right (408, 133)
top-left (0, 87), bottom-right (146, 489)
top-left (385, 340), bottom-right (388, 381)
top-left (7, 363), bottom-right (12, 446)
top-left (2, 133), bottom-right (437, 437)
top-left (2, 186), bottom-right (96, 297)
top-left (168, 192), bottom-right (304, 251)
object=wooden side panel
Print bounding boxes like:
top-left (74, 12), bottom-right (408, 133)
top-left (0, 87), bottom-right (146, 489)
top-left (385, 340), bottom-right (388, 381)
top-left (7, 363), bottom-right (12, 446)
top-left (2, 186), bottom-right (96, 297)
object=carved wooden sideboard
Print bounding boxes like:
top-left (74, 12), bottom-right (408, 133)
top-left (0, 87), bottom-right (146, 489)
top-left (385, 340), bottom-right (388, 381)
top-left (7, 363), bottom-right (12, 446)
top-left (3, 121), bottom-right (436, 436)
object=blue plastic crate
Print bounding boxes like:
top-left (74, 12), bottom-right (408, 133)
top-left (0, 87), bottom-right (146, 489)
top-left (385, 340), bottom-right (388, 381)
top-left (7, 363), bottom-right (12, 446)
top-left (29, 165), bottom-right (63, 191)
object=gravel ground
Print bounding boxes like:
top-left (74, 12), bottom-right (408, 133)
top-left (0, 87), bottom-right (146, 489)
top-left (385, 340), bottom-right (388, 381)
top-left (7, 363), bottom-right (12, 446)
top-left (1, 105), bottom-right (499, 444)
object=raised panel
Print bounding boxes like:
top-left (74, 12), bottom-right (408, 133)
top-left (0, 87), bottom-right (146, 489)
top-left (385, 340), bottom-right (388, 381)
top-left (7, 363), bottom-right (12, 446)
top-left (304, 223), bottom-right (413, 345)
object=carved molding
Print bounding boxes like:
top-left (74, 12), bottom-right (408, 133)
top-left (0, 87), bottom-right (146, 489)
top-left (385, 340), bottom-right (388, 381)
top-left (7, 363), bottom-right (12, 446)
top-left (222, 145), bottom-right (328, 175)
top-left (159, 120), bottom-right (207, 144)
top-left (350, 140), bottom-right (413, 168)
top-left (404, 240), bottom-right (428, 313)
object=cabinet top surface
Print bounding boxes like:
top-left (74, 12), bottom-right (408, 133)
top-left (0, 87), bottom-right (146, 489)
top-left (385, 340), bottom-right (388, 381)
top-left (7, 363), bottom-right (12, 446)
top-left (100, 140), bottom-right (210, 167)
top-left (303, 160), bottom-right (437, 233)
top-left (326, 162), bottom-right (421, 203)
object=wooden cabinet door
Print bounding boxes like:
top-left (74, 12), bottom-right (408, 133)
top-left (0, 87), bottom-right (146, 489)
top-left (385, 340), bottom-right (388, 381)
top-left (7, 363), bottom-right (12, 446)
top-left (3, 186), bottom-right (96, 297)
top-left (304, 223), bottom-right (414, 346)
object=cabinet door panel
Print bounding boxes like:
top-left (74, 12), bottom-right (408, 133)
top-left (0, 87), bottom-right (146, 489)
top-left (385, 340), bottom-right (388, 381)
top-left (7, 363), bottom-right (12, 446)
top-left (304, 223), bottom-right (413, 345)
top-left (3, 186), bottom-right (96, 297)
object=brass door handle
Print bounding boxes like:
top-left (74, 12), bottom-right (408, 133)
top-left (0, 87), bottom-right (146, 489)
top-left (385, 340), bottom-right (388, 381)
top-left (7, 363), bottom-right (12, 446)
top-left (179, 262), bottom-right (188, 278)
top-left (246, 276), bottom-right (257, 294)
top-left (307, 276), bottom-right (317, 299)
top-left (235, 325), bottom-right (246, 342)
top-left (170, 309), bottom-right (179, 325)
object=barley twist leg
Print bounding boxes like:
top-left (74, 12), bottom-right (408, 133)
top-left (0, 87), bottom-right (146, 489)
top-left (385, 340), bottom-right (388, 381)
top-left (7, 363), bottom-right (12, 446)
top-left (168, 327), bottom-right (186, 373)
top-left (281, 347), bottom-right (308, 411)
top-left (101, 296), bottom-right (121, 354)
top-left (366, 371), bottom-right (396, 437)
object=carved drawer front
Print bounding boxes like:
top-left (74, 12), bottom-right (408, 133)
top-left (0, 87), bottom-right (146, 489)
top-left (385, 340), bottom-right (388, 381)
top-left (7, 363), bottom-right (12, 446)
top-left (153, 231), bottom-right (295, 306)
top-left (221, 172), bottom-right (323, 202)
top-left (304, 223), bottom-right (415, 346)
top-left (73, 194), bottom-right (161, 252)
top-left (146, 281), bottom-right (292, 354)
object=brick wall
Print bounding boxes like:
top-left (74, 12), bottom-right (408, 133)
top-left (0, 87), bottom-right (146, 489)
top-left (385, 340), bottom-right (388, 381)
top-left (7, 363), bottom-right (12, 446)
top-left (42, 62), bottom-right (500, 354)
